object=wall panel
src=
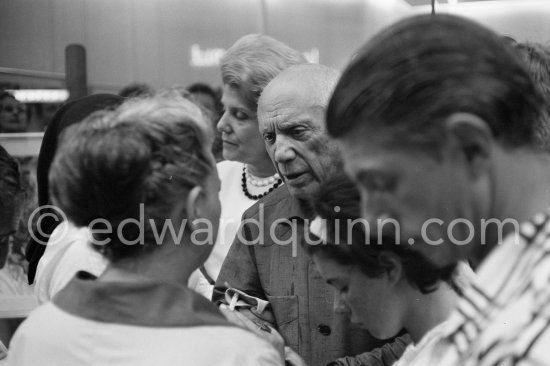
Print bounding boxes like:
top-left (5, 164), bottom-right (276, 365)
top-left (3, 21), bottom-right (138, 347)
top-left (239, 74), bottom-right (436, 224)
top-left (52, 0), bottom-right (86, 74)
top-left (83, 0), bottom-right (133, 89)
top-left (0, 0), bottom-right (55, 71)
top-left (2, 0), bottom-right (549, 94)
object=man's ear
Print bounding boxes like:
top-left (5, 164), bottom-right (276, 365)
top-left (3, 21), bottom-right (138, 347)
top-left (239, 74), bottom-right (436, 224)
top-left (377, 251), bottom-right (403, 286)
top-left (444, 113), bottom-right (494, 179)
top-left (185, 186), bottom-right (203, 230)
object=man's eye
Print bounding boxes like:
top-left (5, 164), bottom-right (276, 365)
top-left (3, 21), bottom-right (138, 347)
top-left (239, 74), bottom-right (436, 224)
top-left (263, 132), bottom-right (275, 143)
top-left (290, 128), bottom-right (306, 138)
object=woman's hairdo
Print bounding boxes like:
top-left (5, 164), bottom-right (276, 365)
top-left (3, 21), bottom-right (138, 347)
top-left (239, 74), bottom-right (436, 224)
top-left (49, 93), bottom-right (214, 262)
top-left (220, 34), bottom-right (306, 110)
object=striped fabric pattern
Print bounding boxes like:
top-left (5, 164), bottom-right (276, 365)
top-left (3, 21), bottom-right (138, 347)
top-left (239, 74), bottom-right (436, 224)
top-left (407, 211), bottom-right (550, 366)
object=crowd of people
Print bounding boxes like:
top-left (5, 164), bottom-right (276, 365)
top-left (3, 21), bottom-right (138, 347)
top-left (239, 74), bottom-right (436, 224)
top-left (1, 12), bottom-right (550, 366)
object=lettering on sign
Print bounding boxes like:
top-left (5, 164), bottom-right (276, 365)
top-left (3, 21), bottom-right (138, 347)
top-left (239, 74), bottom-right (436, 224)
top-left (190, 44), bottom-right (227, 67)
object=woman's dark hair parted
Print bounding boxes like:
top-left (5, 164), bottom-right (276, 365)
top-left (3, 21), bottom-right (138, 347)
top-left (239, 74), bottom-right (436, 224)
top-left (307, 176), bottom-right (456, 294)
top-left (48, 94), bottom-right (215, 263)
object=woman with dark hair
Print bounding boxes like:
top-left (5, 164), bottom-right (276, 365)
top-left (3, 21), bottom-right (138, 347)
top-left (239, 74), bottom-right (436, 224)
top-left (189, 34), bottom-right (306, 298)
top-left (26, 94), bottom-right (123, 302)
top-left (308, 177), bottom-right (471, 365)
top-left (8, 94), bottom-right (282, 365)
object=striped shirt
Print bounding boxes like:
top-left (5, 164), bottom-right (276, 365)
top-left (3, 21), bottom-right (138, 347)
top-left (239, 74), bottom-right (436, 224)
top-left (407, 211), bottom-right (550, 366)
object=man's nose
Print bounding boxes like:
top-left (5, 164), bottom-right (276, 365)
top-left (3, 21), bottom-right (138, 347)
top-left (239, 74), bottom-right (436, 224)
top-left (273, 137), bottom-right (296, 163)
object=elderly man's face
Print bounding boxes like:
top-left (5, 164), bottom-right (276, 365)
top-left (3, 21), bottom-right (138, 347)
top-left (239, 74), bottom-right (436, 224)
top-left (258, 83), bottom-right (341, 201)
top-left (338, 126), bottom-right (485, 269)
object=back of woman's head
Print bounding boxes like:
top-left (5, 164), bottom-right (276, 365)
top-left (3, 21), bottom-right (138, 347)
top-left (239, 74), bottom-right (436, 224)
top-left (221, 34), bottom-right (306, 110)
top-left (49, 94), bottom-right (214, 262)
top-left (310, 176), bottom-right (454, 294)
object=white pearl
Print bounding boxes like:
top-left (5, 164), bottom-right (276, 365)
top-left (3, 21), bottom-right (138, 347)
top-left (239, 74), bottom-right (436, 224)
top-left (244, 166), bottom-right (281, 188)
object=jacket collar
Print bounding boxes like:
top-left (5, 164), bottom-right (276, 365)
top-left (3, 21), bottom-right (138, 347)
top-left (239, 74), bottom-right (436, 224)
top-left (53, 271), bottom-right (232, 328)
top-left (263, 185), bottom-right (310, 222)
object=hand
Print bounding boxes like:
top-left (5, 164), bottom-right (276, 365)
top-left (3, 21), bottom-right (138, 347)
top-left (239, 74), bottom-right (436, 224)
top-left (227, 306), bottom-right (276, 325)
top-left (285, 347), bottom-right (307, 366)
top-left (219, 305), bottom-right (285, 359)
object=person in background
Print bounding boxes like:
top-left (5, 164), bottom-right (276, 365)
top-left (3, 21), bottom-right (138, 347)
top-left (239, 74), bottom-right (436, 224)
top-left (214, 64), bottom-right (388, 366)
top-left (0, 92), bottom-right (28, 133)
top-left (8, 94), bottom-right (283, 366)
top-left (187, 82), bottom-right (223, 122)
top-left (118, 82), bottom-right (154, 99)
top-left (26, 103), bottom-right (61, 132)
top-left (188, 34), bottom-right (306, 299)
top-left (326, 14), bottom-right (550, 365)
top-left (0, 145), bottom-right (34, 359)
top-left (308, 177), bottom-right (470, 366)
top-left (26, 94), bottom-right (124, 289)
top-left (187, 82), bottom-right (224, 161)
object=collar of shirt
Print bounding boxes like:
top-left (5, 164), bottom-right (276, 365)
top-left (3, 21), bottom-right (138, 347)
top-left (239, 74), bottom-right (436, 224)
top-left (268, 184), bottom-right (310, 222)
top-left (53, 271), bottom-right (233, 328)
top-left (441, 209), bottom-right (550, 358)
top-left (454, 210), bottom-right (550, 323)
top-left (271, 186), bottom-right (312, 242)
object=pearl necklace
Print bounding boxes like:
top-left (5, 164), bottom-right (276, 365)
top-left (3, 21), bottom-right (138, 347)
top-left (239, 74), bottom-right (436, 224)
top-left (241, 165), bottom-right (283, 200)
top-left (244, 165), bottom-right (281, 187)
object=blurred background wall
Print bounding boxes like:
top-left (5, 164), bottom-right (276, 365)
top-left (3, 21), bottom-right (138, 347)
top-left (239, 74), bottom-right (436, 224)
top-left (0, 0), bottom-right (549, 290)
top-left (0, 0), bottom-right (549, 93)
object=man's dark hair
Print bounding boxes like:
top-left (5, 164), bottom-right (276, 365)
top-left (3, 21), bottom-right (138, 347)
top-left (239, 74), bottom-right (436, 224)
top-left (512, 42), bottom-right (550, 151)
top-left (326, 15), bottom-right (544, 151)
top-left (307, 176), bottom-right (455, 294)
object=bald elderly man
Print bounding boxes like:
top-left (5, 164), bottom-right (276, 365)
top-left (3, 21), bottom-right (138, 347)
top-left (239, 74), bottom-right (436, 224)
top-left (213, 64), bottom-right (408, 366)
